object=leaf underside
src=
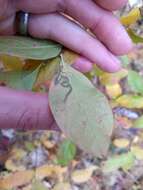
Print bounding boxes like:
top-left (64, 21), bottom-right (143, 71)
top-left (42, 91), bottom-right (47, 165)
top-left (49, 61), bottom-right (113, 157)
top-left (0, 36), bottom-right (62, 60)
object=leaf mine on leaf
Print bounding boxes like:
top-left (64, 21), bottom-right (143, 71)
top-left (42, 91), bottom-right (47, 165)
top-left (49, 58), bottom-right (114, 157)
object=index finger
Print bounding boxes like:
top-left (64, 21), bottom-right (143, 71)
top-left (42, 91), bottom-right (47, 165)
top-left (95, 0), bottom-right (128, 10)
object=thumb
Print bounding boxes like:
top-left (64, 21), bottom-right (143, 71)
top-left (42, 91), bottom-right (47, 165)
top-left (0, 87), bottom-right (58, 130)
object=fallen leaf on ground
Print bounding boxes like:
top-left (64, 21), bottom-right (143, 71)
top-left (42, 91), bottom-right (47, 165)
top-left (32, 180), bottom-right (48, 190)
top-left (99, 69), bottom-right (128, 85)
top-left (128, 29), bottom-right (143, 43)
top-left (102, 152), bottom-right (135, 173)
top-left (116, 95), bottom-right (143, 108)
top-left (113, 138), bottom-right (130, 148)
top-left (106, 84), bottom-right (122, 99)
top-left (35, 164), bottom-right (67, 180)
top-left (128, 70), bottom-right (143, 93)
top-left (57, 139), bottom-right (76, 166)
top-left (120, 8), bottom-right (141, 26)
top-left (131, 146), bottom-right (143, 159)
top-left (71, 166), bottom-right (98, 184)
top-left (0, 170), bottom-right (34, 189)
top-left (52, 182), bottom-right (72, 190)
top-left (134, 115), bottom-right (143, 128)
top-left (5, 159), bottom-right (25, 172)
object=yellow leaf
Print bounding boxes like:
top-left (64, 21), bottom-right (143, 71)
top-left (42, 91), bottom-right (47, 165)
top-left (0, 170), bottom-right (34, 189)
top-left (106, 84), bottom-right (122, 99)
top-left (63, 49), bottom-right (79, 65)
top-left (113, 138), bottom-right (130, 148)
top-left (99, 69), bottom-right (128, 85)
top-left (116, 95), bottom-right (143, 108)
top-left (0, 54), bottom-right (24, 71)
top-left (34, 58), bottom-right (59, 91)
top-left (71, 166), bottom-right (98, 184)
top-left (52, 182), bottom-right (72, 190)
top-left (35, 164), bottom-right (67, 180)
top-left (5, 159), bottom-right (25, 172)
top-left (120, 8), bottom-right (141, 26)
top-left (35, 49), bottom-right (79, 91)
top-left (131, 146), bottom-right (143, 159)
top-left (10, 148), bottom-right (27, 160)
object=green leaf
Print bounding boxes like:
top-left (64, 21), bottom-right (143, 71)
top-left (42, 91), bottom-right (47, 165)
top-left (0, 36), bottom-right (62, 60)
top-left (134, 115), bottom-right (143, 128)
top-left (127, 29), bottom-right (143, 43)
top-left (57, 139), bottom-right (76, 166)
top-left (0, 65), bottom-right (41, 90)
top-left (25, 142), bottom-right (35, 152)
top-left (102, 152), bottom-right (135, 173)
top-left (49, 58), bottom-right (113, 157)
top-left (128, 70), bottom-right (143, 94)
top-left (120, 55), bottom-right (130, 67)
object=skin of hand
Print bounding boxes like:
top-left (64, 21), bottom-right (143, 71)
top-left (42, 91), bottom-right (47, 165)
top-left (0, 0), bottom-right (133, 130)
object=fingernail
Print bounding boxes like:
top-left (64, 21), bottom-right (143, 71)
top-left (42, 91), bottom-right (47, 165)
top-left (108, 54), bottom-right (122, 72)
top-left (72, 57), bottom-right (93, 73)
top-left (115, 27), bottom-right (134, 55)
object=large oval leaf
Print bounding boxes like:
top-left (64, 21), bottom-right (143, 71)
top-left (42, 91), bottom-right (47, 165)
top-left (0, 36), bottom-right (62, 60)
top-left (49, 60), bottom-right (113, 157)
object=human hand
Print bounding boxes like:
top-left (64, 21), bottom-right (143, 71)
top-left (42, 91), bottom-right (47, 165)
top-left (0, 0), bottom-right (133, 129)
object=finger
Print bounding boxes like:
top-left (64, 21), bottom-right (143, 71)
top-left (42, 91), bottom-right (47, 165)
top-left (0, 0), bottom-right (15, 20)
top-left (16, 0), bottom-right (64, 14)
top-left (0, 0), bottom-right (16, 35)
top-left (0, 15), bottom-right (15, 35)
top-left (0, 87), bottom-right (58, 130)
top-left (16, 0), bottom-right (133, 56)
top-left (64, 0), bottom-right (133, 55)
top-left (72, 57), bottom-right (93, 73)
top-left (95, 0), bottom-right (128, 10)
top-left (28, 13), bottom-right (121, 72)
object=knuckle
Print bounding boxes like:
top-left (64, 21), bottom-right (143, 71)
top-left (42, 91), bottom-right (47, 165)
top-left (56, 0), bottom-right (67, 12)
top-left (0, 0), bottom-right (15, 20)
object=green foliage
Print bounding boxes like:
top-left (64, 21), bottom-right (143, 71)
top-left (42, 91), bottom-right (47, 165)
top-left (134, 115), bottom-right (143, 128)
top-left (49, 59), bottom-right (113, 157)
top-left (120, 55), bottom-right (130, 67)
top-left (25, 142), bottom-right (35, 152)
top-left (57, 139), bottom-right (76, 166)
top-left (0, 65), bottom-right (41, 90)
top-left (127, 29), bottom-right (143, 43)
top-left (128, 70), bottom-right (143, 94)
top-left (0, 36), bottom-right (62, 60)
top-left (103, 152), bottom-right (135, 173)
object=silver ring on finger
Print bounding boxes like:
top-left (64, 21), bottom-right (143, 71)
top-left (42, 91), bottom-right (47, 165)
top-left (16, 11), bottom-right (30, 36)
